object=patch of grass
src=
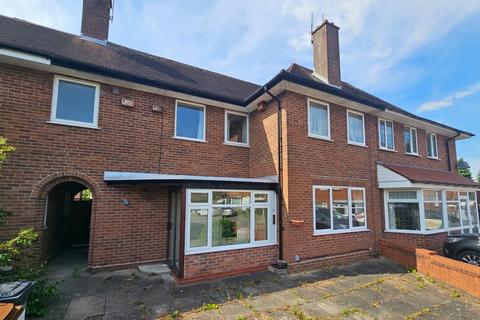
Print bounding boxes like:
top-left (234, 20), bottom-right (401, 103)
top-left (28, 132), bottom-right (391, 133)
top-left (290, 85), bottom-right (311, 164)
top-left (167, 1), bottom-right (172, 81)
top-left (340, 307), bottom-right (361, 317)
top-left (202, 303), bottom-right (219, 311)
top-left (289, 306), bottom-right (313, 320)
top-left (236, 291), bottom-right (244, 299)
top-left (450, 290), bottom-right (461, 299)
top-left (407, 268), bottom-right (417, 273)
top-left (237, 316), bottom-right (248, 320)
top-left (359, 277), bottom-right (385, 289)
top-left (406, 307), bottom-right (431, 320)
top-left (168, 310), bottom-right (180, 319)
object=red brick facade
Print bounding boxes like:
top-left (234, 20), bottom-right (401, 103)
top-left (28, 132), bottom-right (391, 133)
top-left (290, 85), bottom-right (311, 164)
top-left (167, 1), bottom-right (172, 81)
top-left (0, 59), bottom-right (467, 281)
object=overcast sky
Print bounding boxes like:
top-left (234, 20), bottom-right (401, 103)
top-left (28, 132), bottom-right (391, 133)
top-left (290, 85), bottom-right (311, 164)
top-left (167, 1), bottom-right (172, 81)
top-left (1, 0), bottom-right (479, 179)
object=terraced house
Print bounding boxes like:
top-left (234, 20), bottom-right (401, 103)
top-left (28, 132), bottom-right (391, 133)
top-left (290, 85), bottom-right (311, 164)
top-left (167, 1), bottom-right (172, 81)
top-left (1, 0), bottom-right (479, 282)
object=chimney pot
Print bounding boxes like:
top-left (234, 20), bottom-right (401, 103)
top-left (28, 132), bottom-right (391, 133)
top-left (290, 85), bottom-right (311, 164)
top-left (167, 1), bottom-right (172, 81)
top-left (311, 20), bottom-right (341, 86)
top-left (81, 0), bottom-right (112, 42)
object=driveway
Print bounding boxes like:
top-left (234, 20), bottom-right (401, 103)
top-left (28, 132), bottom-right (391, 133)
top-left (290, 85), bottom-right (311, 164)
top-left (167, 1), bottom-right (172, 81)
top-left (43, 258), bottom-right (480, 319)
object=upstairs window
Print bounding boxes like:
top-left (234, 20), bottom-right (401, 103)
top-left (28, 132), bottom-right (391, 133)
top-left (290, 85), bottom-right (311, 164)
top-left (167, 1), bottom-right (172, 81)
top-left (225, 111), bottom-right (249, 145)
top-left (308, 99), bottom-right (330, 139)
top-left (379, 119), bottom-right (394, 150)
top-left (404, 126), bottom-right (418, 155)
top-left (175, 101), bottom-right (205, 141)
top-left (51, 76), bottom-right (100, 128)
top-left (426, 132), bottom-right (438, 159)
top-left (347, 110), bottom-right (366, 146)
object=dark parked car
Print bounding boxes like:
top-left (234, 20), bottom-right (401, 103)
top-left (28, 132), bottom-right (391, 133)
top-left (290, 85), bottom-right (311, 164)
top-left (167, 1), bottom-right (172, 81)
top-left (443, 234), bottom-right (480, 266)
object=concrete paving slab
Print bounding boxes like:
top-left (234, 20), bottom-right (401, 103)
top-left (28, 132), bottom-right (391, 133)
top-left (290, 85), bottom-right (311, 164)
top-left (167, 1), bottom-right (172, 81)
top-left (138, 263), bottom-right (170, 275)
top-left (64, 295), bottom-right (106, 320)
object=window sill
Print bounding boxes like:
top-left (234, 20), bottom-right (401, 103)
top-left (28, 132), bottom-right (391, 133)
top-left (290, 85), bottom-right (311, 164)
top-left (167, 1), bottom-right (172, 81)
top-left (173, 136), bottom-right (207, 143)
top-left (47, 120), bottom-right (99, 130)
top-left (405, 153), bottom-right (421, 157)
top-left (348, 142), bottom-right (368, 148)
top-left (379, 147), bottom-right (397, 153)
top-left (185, 242), bottom-right (277, 255)
top-left (427, 157), bottom-right (441, 161)
top-left (313, 228), bottom-right (370, 236)
top-left (223, 142), bottom-right (250, 148)
top-left (384, 229), bottom-right (448, 235)
top-left (308, 134), bottom-right (333, 142)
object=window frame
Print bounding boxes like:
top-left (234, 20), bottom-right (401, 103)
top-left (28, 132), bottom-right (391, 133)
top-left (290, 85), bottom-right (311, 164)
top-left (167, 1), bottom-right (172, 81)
top-left (185, 189), bottom-right (277, 255)
top-left (50, 75), bottom-right (100, 129)
top-left (174, 100), bottom-right (206, 142)
top-left (347, 110), bottom-right (366, 146)
top-left (307, 98), bottom-right (331, 140)
top-left (312, 185), bottom-right (368, 235)
top-left (384, 188), bottom-right (479, 234)
top-left (378, 118), bottom-right (395, 151)
top-left (224, 110), bottom-right (250, 146)
top-left (426, 132), bottom-right (439, 159)
top-left (404, 126), bottom-right (419, 155)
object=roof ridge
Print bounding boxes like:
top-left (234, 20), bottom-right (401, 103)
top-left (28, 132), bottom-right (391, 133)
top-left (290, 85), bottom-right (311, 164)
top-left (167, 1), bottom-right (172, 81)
top-left (0, 14), bottom-right (260, 90)
top-left (0, 14), bottom-right (82, 39)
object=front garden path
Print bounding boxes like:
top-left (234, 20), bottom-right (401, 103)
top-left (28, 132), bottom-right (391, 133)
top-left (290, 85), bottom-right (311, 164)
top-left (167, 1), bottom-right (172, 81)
top-left (42, 257), bottom-right (480, 319)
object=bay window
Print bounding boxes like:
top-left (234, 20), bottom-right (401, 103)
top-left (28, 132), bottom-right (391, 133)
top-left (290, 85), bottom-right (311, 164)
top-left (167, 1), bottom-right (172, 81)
top-left (385, 189), bottom-right (479, 234)
top-left (186, 190), bottom-right (276, 254)
top-left (386, 191), bottom-right (420, 231)
top-left (313, 186), bottom-right (367, 234)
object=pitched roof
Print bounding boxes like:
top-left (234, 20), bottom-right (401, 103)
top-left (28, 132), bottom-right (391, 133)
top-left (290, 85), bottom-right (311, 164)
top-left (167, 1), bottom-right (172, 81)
top-left (0, 15), bottom-right (474, 137)
top-left (284, 64), bottom-right (474, 137)
top-left (0, 15), bottom-right (259, 104)
top-left (381, 163), bottom-right (479, 188)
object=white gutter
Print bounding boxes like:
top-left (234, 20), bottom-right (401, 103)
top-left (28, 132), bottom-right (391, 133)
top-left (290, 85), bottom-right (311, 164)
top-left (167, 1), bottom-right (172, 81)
top-left (104, 171), bottom-right (278, 184)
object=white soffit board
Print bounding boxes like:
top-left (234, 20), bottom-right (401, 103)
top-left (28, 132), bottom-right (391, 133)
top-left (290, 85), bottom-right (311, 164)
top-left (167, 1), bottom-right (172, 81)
top-left (0, 48), bottom-right (50, 65)
top-left (104, 171), bottom-right (279, 184)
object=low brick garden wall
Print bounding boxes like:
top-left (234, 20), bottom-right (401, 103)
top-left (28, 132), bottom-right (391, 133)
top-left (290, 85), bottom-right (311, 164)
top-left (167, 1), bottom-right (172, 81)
top-left (380, 239), bottom-right (480, 298)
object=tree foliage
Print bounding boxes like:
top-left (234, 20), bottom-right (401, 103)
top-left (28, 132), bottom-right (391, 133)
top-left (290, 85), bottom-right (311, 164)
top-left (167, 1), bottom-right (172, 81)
top-left (0, 136), bottom-right (15, 166)
top-left (457, 157), bottom-right (473, 179)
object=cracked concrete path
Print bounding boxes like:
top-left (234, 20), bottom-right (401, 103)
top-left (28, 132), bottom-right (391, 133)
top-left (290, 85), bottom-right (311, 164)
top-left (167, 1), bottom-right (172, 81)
top-left (42, 258), bottom-right (480, 319)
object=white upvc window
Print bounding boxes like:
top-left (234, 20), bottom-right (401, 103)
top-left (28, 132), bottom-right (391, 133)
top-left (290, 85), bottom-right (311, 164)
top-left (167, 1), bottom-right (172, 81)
top-left (225, 110), bottom-right (249, 146)
top-left (347, 110), bottom-right (366, 146)
top-left (384, 188), bottom-right (479, 234)
top-left (313, 186), bottom-right (367, 235)
top-left (185, 189), bottom-right (276, 254)
top-left (174, 100), bottom-right (206, 142)
top-left (308, 99), bottom-right (330, 140)
top-left (404, 126), bottom-right (418, 155)
top-left (426, 132), bottom-right (438, 159)
top-left (378, 118), bottom-right (395, 151)
top-left (50, 75), bottom-right (100, 128)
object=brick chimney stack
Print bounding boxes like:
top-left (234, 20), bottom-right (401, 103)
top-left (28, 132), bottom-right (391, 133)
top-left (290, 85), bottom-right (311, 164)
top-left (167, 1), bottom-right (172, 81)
top-left (81, 0), bottom-right (112, 42)
top-left (311, 20), bottom-right (341, 86)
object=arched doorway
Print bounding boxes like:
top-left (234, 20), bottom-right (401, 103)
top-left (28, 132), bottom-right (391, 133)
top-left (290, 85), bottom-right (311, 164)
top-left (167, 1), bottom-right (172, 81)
top-left (44, 181), bottom-right (93, 263)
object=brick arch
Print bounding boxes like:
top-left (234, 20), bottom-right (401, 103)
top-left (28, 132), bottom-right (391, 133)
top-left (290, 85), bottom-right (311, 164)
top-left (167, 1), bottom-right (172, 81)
top-left (30, 171), bottom-right (100, 200)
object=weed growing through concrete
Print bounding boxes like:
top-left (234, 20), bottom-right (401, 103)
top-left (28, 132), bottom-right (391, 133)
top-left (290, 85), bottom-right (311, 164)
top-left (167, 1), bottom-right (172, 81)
top-left (340, 307), bottom-right (361, 316)
top-left (202, 303), bottom-right (219, 311)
